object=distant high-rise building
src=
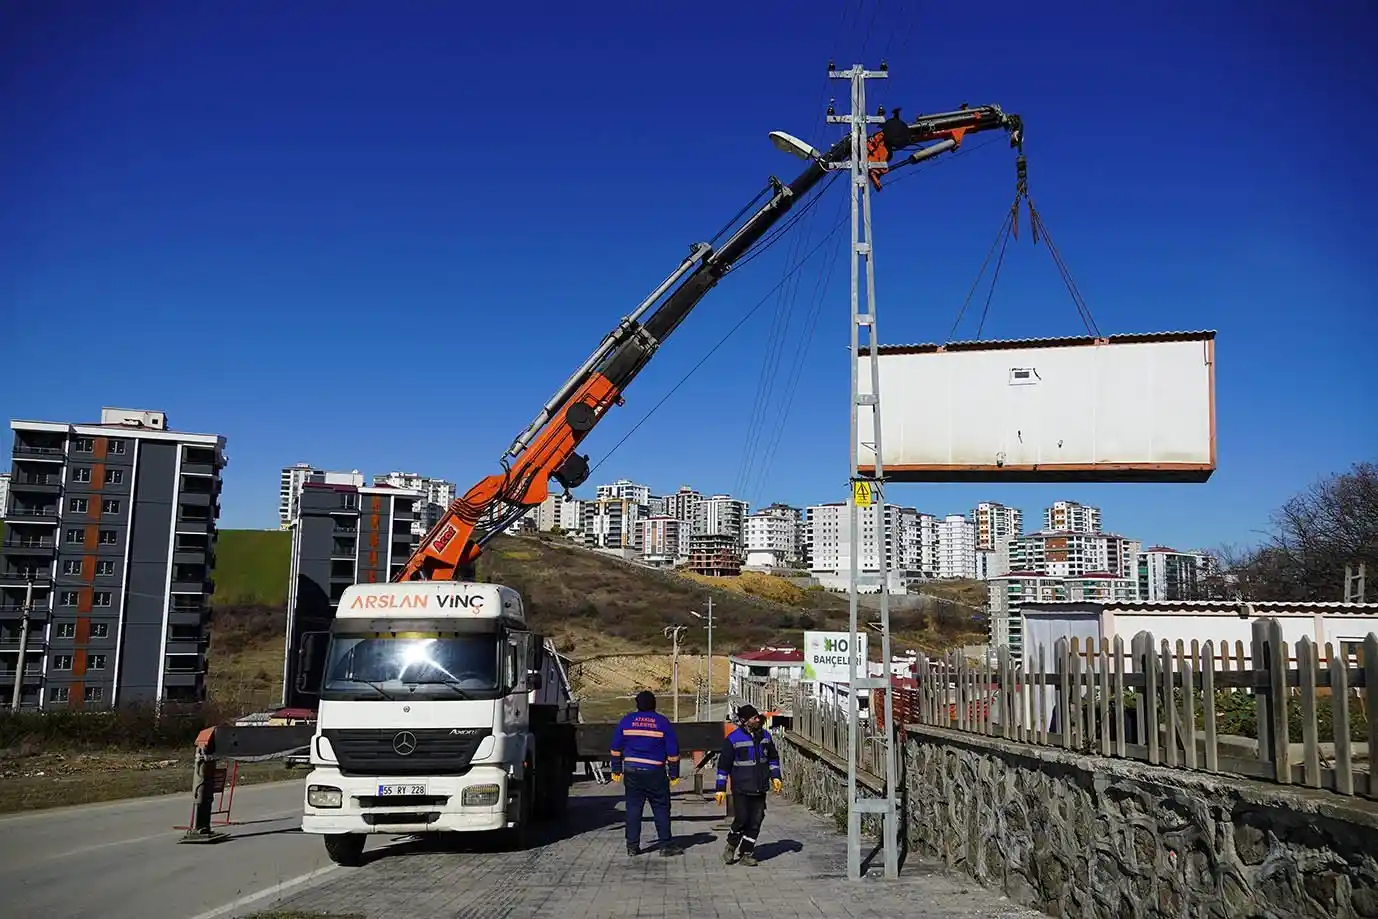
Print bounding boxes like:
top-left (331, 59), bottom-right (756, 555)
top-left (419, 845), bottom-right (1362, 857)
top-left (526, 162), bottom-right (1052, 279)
top-left (936, 515), bottom-right (977, 579)
top-left (372, 471), bottom-right (456, 540)
top-left (973, 502), bottom-right (1022, 551)
top-left (662, 487), bottom-right (703, 533)
top-left (696, 494), bottom-right (749, 546)
top-left (535, 494), bottom-right (582, 533)
top-left (1139, 546), bottom-right (1207, 601)
top-left (640, 515), bottom-right (684, 567)
top-left (279, 464), bottom-right (364, 529)
top-left (2, 408), bottom-right (227, 709)
top-left (743, 504), bottom-right (802, 568)
top-left (283, 482), bottom-right (421, 709)
top-left (589, 497), bottom-right (646, 550)
top-left (1044, 500), bottom-right (1102, 534)
top-left (595, 479), bottom-right (651, 506)
top-left (0, 471), bottom-right (9, 519)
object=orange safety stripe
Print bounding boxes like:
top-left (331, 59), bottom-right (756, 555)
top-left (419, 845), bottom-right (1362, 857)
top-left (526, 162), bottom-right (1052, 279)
top-left (609, 749), bottom-right (621, 755)
top-left (622, 729), bottom-right (664, 738)
top-left (667, 755), bottom-right (680, 761)
top-left (625, 756), bottom-right (664, 766)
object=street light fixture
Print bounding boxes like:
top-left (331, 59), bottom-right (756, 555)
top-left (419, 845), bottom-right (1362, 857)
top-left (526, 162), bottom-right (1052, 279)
top-left (769, 130), bottom-right (823, 161)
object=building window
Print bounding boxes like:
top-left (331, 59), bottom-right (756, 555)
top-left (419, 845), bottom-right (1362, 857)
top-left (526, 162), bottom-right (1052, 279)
top-left (73, 437), bottom-right (94, 453)
top-left (102, 499), bottom-right (120, 515)
top-left (96, 560), bottom-right (116, 577)
top-left (93, 591), bottom-right (112, 607)
top-left (65, 528), bottom-right (85, 544)
top-left (62, 560), bottom-right (81, 576)
top-left (56, 623), bottom-right (75, 639)
top-left (91, 623), bottom-right (109, 639)
top-left (98, 530), bottom-right (118, 546)
top-left (84, 686), bottom-right (103, 702)
top-left (104, 469), bottom-right (124, 485)
top-left (70, 497), bottom-right (89, 514)
top-left (72, 468), bottom-right (91, 483)
top-left (49, 687), bottom-right (70, 703)
top-left (60, 591), bottom-right (78, 607)
top-left (53, 655), bottom-right (73, 671)
top-left (90, 654), bottom-right (107, 670)
top-left (108, 440), bottom-right (126, 455)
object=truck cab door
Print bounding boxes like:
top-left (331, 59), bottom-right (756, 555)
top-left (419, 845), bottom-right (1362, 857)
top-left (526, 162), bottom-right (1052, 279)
top-left (503, 630), bottom-right (534, 729)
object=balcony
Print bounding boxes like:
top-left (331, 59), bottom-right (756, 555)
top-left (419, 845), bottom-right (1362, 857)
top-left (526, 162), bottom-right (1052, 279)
top-left (12, 444), bottom-right (65, 461)
top-left (3, 535), bottom-right (57, 551)
top-left (9, 474), bottom-right (61, 495)
top-left (6, 506), bottom-right (59, 523)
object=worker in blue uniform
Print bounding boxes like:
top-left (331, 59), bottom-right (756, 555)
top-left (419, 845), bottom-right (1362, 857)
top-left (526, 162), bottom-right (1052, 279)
top-left (714, 703), bottom-right (782, 866)
top-left (610, 690), bottom-right (683, 857)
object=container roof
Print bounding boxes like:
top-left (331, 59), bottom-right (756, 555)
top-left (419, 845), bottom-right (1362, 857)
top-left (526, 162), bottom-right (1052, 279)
top-left (877, 330), bottom-right (1216, 355)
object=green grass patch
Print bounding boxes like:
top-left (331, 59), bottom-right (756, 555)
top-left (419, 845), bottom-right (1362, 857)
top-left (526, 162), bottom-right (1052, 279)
top-left (214, 529), bottom-right (291, 606)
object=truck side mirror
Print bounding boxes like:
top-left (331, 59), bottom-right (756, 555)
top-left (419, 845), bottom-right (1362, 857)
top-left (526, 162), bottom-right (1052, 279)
top-left (295, 630), bottom-right (329, 694)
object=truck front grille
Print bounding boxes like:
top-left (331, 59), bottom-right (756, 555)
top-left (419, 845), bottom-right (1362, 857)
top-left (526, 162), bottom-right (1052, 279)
top-left (323, 727), bottom-right (492, 776)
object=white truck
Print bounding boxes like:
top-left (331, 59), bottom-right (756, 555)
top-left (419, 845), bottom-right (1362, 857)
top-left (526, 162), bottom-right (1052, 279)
top-left (298, 581), bottom-right (577, 865)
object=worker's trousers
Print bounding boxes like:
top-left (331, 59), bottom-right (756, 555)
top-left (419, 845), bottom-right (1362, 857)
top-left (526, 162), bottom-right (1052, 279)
top-left (726, 792), bottom-right (767, 855)
top-left (623, 768), bottom-right (672, 848)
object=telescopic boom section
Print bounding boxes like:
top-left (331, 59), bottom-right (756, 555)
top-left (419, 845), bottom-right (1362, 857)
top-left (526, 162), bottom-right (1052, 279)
top-left (395, 104), bottom-right (1023, 582)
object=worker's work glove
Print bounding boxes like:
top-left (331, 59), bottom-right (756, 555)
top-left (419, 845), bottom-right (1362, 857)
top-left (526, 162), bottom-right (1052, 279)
top-left (714, 790), bottom-right (726, 805)
top-left (771, 778), bottom-right (783, 795)
top-left (611, 772), bottom-right (622, 783)
top-left (670, 777), bottom-right (680, 787)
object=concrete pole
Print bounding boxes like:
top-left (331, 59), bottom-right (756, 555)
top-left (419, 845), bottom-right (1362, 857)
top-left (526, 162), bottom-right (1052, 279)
top-left (11, 579), bottom-right (34, 711)
top-left (706, 596), bottom-right (713, 716)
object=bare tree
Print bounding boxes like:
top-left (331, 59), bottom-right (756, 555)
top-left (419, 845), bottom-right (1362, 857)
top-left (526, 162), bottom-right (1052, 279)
top-left (1224, 461), bottom-right (1378, 601)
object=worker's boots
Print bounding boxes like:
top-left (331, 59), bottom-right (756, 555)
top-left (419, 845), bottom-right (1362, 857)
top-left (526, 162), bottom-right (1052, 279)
top-left (739, 851), bottom-right (759, 867)
top-left (722, 841), bottom-right (738, 864)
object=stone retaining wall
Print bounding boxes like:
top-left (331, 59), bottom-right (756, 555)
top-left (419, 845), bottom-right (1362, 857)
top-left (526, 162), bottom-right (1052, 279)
top-left (777, 725), bottom-right (1378, 919)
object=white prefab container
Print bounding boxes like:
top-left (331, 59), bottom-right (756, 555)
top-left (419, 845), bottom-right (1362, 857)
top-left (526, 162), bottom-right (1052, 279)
top-left (857, 331), bottom-right (1216, 482)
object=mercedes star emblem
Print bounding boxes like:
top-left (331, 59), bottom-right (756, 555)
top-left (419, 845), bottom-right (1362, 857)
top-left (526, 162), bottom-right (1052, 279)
top-left (392, 731), bottom-right (418, 756)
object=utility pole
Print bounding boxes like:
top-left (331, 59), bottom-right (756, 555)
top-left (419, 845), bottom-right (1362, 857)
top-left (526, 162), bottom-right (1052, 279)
top-left (11, 578), bottom-right (34, 711)
top-left (690, 598), bottom-right (714, 718)
top-left (664, 625), bottom-right (687, 721)
top-left (827, 59), bottom-right (900, 881)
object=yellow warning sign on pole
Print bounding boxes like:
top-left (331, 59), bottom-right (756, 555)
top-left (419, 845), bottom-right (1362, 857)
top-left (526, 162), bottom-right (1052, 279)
top-left (852, 480), bottom-right (873, 508)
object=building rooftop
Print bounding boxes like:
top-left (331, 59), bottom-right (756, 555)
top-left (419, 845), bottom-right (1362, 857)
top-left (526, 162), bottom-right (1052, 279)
top-left (731, 647), bottom-right (805, 664)
top-left (877, 330), bottom-right (1216, 354)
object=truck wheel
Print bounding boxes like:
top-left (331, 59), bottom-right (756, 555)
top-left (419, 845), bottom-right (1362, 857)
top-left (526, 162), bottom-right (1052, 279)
top-left (323, 833), bottom-right (365, 867)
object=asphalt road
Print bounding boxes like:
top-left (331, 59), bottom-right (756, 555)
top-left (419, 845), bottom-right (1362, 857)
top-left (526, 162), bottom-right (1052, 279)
top-left (0, 778), bottom-right (346, 919)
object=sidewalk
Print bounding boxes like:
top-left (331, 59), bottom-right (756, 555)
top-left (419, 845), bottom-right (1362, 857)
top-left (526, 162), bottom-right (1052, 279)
top-left (260, 781), bottom-right (1041, 919)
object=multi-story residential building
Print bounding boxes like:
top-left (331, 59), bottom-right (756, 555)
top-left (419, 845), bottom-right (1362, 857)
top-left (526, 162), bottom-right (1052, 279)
top-left (936, 514), bottom-right (977, 579)
top-left (0, 471), bottom-right (9, 518)
top-left (696, 494), bottom-right (749, 546)
top-left (1063, 573), bottom-right (1139, 604)
top-left (974, 502), bottom-right (1022, 551)
top-left (1139, 546), bottom-right (1206, 601)
top-left (283, 481), bottom-right (420, 708)
top-left (917, 512), bottom-right (939, 577)
top-left (974, 549), bottom-right (995, 581)
top-left (640, 515), bottom-right (683, 567)
top-left (588, 497), bottom-right (646, 551)
top-left (2, 408), bottom-right (226, 709)
top-left (647, 494), bottom-right (667, 517)
top-left (1044, 500), bottom-right (1102, 534)
top-left (805, 503), bottom-right (930, 590)
top-left (685, 533), bottom-right (742, 577)
top-left (1009, 530), bottom-right (1132, 580)
top-left (887, 506), bottom-right (924, 574)
top-left (595, 479), bottom-right (651, 506)
top-left (743, 504), bottom-right (802, 568)
top-left (534, 494), bottom-right (583, 534)
top-left (662, 486), bottom-right (703, 534)
top-left (278, 463), bottom-right (365, 529)
top-left (986, 572), bottom-right (1066, 657)
top-left (372, 471), bottom-right (455, 541)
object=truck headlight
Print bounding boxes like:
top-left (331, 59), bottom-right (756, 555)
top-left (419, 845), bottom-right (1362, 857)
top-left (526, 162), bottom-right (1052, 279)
top-left (461, 784), bottom-right (501, 807)
top-left (307, 784), bottom-right (343, 808)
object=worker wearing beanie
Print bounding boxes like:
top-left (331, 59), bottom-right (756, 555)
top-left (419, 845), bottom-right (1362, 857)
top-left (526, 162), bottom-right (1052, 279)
top-left (714, 703), bottom-right (782, 866)
top-left (609, 690), bottom-right (683, 857)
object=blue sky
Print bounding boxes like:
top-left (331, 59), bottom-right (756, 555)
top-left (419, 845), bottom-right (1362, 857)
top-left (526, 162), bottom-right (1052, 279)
top-left (3, 1), bottom-right (1375, 552)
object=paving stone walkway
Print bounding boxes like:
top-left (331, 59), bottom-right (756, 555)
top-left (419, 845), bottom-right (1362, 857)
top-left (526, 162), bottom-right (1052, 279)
top-left (261, 781), bottom-right (1042, 919)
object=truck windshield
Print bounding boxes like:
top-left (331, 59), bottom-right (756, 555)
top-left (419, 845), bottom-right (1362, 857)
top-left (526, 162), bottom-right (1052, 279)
top-left (322, 635), bottom-right (500, 699)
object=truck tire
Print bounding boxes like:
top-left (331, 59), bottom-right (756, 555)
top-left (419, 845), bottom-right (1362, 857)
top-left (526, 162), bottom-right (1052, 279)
top-left (323, 833), bottom-right (365, 867)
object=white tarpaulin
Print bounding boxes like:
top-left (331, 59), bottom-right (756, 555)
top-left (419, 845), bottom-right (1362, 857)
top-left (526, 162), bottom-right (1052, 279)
top-left (802, 631), bottom-right (868, 683)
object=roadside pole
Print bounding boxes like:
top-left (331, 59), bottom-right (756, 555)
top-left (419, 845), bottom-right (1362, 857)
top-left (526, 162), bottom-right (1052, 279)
top-left (10, 578), bottom-right (34, 711)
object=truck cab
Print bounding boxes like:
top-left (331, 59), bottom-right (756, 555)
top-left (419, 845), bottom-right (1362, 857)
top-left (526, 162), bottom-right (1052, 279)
top-left (299, 581), bottom-right (573, 865)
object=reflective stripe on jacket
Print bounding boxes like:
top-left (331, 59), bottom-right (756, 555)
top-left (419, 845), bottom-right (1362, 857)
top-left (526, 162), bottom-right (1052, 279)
top-left (610, 710), bottom-right (681, 779)
top-left (715, 725), bottom-right (780, 795)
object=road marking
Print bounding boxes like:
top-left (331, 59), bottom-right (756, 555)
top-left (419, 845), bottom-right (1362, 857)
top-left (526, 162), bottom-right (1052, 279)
top-left (17, 812), bottom-right (302, 865)
top-left (0, 779), bottom-right (303, 824)
top-left (185, 864), bottom-right (342, 919)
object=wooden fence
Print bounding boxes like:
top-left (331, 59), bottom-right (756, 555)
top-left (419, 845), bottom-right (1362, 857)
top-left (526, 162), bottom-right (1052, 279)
top-left (892, 618), bottom-right (1375, 799)
top-left (782, 682), bottom-right (888, 781)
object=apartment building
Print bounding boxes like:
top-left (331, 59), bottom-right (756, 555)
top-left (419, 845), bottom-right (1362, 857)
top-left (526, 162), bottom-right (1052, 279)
top-left (662, 486), bottom-right (703, 533)
top-left (974, 502), bottom-right (1022, 551)
top-left (986, 572), bottom-right (1066, 657)
top-left (743, 503), bottom-right (802, 568)
top-left (685, 533), bottom-right (742, 577)
top-left (1064, 573), bottom-right (1139, 604)
top-left (0, 471), bottom-right (9, 518)
top-left (1139, 546), bottom-right (1206, 601)
top-left (588, 496), bottom-right (646, 551)
top-left (534, 493), bottom-right (583, 533)
top-left (278, 464), bottom-right (364, 529)
top-left (1, 408), bottom-right (226, 709)
top-left (1044, 500), bottom-right (1102, 534)
top-left (595, 479), bottom-right (651, 506)
top-left (696, 494), bottom-right (749, 546)
top-left (936, 514), bottom-right (977, 579)
top-left (282, 481), bottom-right (421, 708)
top-left (639, 515), bottom-right (683, 567)
top-left (372, 471), bottom-right (455, 540)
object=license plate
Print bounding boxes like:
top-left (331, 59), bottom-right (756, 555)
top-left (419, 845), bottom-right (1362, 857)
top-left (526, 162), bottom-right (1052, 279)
top-left (377, 783), bottom-right (426, 796)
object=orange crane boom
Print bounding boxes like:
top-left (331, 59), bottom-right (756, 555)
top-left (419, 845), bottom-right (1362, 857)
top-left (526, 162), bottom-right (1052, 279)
top-left (396, 104), bottom-right (1024, 582)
